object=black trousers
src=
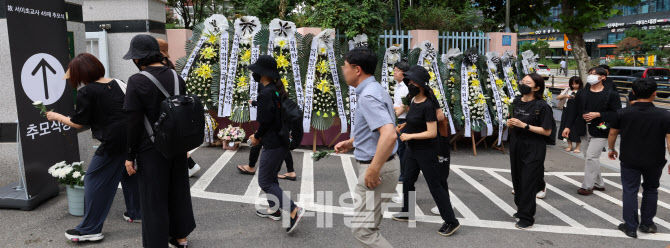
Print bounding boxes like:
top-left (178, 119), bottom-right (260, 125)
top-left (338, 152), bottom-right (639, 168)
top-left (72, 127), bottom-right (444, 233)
top-left (258, 146), bottom-right (297, 212)
top-left (248, 144), bottom-right (294, 173)
top-left (509, 139), bottom-right (546, 226)
top-left (621, 162), bottom-right (664, 231)
top-left (401, 146), bottom-right (458, 224)
top-left (137, 148), bottom-right (196, 248)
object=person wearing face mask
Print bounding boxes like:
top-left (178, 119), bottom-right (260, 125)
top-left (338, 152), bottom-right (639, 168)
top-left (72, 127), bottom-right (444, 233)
top-left (557, 76), bottom-right (584, 153)
top-left (507, 73), bottom-right (553, 230)
top-left (391, 65), bottom-right (460, 236)
top-left (248, 55), bottom-right (305, 233)
top-left (122, 34), bottom-right (195, 248)
top-left (392, 61), bottom-right (410, 184)
top-left (562, 67), bottom-right (622, 196)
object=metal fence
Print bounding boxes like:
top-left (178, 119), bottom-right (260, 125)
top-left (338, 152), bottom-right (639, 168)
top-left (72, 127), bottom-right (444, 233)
top-left (379, 30), bottom-right (413, 52)
top-left (438, 31), bottom-right (490, 55)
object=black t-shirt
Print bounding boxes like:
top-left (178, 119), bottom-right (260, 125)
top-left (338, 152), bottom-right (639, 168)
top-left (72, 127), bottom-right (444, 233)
top-left (124, 66), bottom-right (187, 160)
top-left (403, 99), bottom-right (439, 151)
top-left (510, 98), bottom-right (553, 143)
top-left (71, 80), bottom-right (128, 155)
top-left (611, 102), bottom-right (670, 167)
top-left (254, 83), bottom-right (283, 149)
top-left (585, 89), bottom-right (608, 136)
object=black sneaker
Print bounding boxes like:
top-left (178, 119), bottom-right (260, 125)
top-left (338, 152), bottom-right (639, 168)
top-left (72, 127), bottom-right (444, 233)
top-left (638, 223), bottom-right (657, 233)
top-left (168, 238), bottom-right (188, 248)
top-left (515, 221), bottom-right (533, 230)
top-left (256, 209), bottom-right (282, 221)
top-left (512, 213), bottom-right (519, 219)
top-left (437, 222), bottom-right (460, 236)
top-left (64, 229), bottom-right (104, 242)
top-left (618, 223), bottom-right (637, 238)
top-left (123, 212), bottom-right (142, 223)
top-left (391, 213), bottom-right (410, 222)
top-left (286, 207), bottom-right (305, 233)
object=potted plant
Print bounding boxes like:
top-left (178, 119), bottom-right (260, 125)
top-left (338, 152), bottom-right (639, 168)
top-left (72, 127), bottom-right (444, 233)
top-left (48, 161), bottom-right (86, 216)
top-left (218, 125), bottom-right (246, 150)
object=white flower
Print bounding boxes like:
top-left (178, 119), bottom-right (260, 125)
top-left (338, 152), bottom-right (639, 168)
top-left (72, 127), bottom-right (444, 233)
top-left (57, 169), bottom-right (67, 179)
top-left (32, 101), bottom-right (43, 106)
top-left (72, 171), bottom-right (81, 178)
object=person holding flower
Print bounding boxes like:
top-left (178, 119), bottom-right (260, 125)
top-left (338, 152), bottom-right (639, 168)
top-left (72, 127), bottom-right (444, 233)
top-left (390, 65), bottom-right (460, 237)
top-left (45, 53), bottom-right (141, 242)
top-left (392, 61), bottom-right (410, 184)
top-left (507, 73), bottom-right (553, 230)
top-left (557, 76), bottom-right (583, 153)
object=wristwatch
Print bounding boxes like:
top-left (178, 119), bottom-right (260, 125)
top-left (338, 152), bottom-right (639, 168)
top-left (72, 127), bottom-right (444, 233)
top-left (524, 124), bottom-right (530, 130)
top-left (608, 148), bottom-right (616, 152)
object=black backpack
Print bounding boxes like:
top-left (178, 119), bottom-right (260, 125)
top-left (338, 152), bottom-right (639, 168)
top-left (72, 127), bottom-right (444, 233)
top-left (277, 96), bottom-right (303, 150)
top-left (533, 100), bottom-right (557, 145)
top-left (139, 70), bottom-right (205, 158)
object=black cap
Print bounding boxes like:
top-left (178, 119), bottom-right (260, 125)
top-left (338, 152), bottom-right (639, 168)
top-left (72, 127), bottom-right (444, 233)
top-left (248, 55), bottom-right (280, 79)
top-left (123, 34), bottom-right (161, 60)
top-left (403, 65), bottom-right (430, 88)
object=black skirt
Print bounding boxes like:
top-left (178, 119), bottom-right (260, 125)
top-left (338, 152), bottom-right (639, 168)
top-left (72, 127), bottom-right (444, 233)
top-left (559, 100), bottom-right (581, 143)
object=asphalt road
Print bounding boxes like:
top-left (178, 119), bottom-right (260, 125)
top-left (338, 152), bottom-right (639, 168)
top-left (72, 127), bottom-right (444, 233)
top-left (1, 141), bottom-right (669, 247)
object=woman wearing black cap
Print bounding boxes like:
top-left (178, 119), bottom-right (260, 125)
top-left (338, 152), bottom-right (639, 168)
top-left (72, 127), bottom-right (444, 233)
top-left (248, 55), bottom-right (305, 233)
top-left (507, 73), bottom-right (553, 230)
top-left (122, 34), bottom-right (195, 248)
top-left (391, 65), bottom-right (460, 236)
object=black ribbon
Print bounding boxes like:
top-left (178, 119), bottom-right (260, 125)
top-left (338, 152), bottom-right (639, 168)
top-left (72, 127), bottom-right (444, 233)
top-left (273, 21), bottom-right (292, 37)
top-left (240, 19), bottom-right (258, 36)
top-left (209, 19), bottom-right (221, 33)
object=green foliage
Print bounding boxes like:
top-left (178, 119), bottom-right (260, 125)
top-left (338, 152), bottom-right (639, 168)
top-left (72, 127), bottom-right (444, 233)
top-left (301, 0), bottom-right (391, 40)
top-left (519, 41), bottom-right (552, 60)
top-left (474, 0), bottom-right (554, 32)
top-left (615, 37), bottom-right (642, 55)
top-left (401, 4), bottom-right (493, 31)
top-left (549, 0), bottom-right (640, 34)
top-left (624, 27), bottom-right (670, 55)
top-left (229, 0), bottom-right (299, 23)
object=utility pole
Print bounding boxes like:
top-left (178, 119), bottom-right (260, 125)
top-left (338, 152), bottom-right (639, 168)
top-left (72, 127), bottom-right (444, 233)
top-left (394, 0), bottom-right (401, 31)
top-left (505, 0), bottom-right (511, 32)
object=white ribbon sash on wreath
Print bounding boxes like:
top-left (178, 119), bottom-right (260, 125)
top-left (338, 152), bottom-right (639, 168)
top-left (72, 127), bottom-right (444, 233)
top-left (487, 68), bottom-right (504, 145)
top-left (503, 62), bottom-right (516, 99)
top-left (204, 112), bottom-right (215, 143)
top-left (349, 86), bottom-right (356, 131)
top-left (381, 55), bottom-right (389, 92)
top-left (217, 33), bottom-right (230, 117)
top-left (475, 79), bottom-right (494, 137)
top-left (327, 47), bottom-right (348, 133)
top-left (289, 37), bottom-right (304, 111)
top-left (461, 63), bottom-right (472, 137)
top-left (180, 36), bottom-right (207, 81)
top-left (222, 34), bottom-right (241, 117)
top-left (249, 45), bottom-right (260, 121)
top-left (432, 62), bottom-right (456, 134)
top-left (267, 31), bottom-right (275, 55)
top-left (521, 59), bottom-right (530, 75)
top-left (302, 37), bottom-right (319, 132)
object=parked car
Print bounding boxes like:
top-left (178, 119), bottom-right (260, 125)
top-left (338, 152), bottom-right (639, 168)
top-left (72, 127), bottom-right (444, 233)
top-left (608, 66), bottom-right (670, 98)
top-left (537, 64), bottom-right (551, 80)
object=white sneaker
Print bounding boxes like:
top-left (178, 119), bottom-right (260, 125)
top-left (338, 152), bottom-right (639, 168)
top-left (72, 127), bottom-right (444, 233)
top-left (431, 206), bottom-right (440, 215)
top-left (188, 163), bottom-right (201, 177)
top-left (536, 187), bottom-right (547, 199)
top-left (512, 189), bottom-right (515, 194)
top-left (392, 195), bottom-right (403, 204)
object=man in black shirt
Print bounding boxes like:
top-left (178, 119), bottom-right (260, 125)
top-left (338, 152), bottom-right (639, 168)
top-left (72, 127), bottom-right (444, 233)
top-left (608, 78), bottom-right (670, 238)
top-left (563, 67), bottom-right (621, 195)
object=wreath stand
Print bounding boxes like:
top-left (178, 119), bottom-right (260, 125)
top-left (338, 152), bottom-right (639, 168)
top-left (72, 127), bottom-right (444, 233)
top-left (490, 127), bottom-right (507, 154)
top-left (471, 131), bottom-right (488, 156)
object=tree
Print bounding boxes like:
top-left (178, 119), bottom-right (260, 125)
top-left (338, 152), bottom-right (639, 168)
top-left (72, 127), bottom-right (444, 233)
top-left (167, 0), bottom-right (210, 30)
top-left (548, 0), bottom-right (641, 80)
top-left (229, 0), bottom-right (298, 23)
top-left (474, 0), bottom-right (554, 32)
top-left (301, 0), bottom-right (392, 39)
top-left (615, 37), bottom-right (642, 55)
top-left (519, 40), bottom-right (552, 59)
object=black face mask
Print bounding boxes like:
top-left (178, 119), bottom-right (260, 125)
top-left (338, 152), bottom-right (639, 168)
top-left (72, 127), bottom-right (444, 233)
top-left (518, 83), bottom-right (532, 95)
top-left (252, 73), bottom-right (262, 83)
top-left (133, 60), bottom-right (143, 71)
top-left (408, 84), bottom-right (421, 97)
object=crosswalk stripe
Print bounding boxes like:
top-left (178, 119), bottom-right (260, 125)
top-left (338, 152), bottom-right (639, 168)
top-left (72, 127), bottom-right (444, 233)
top-left (449, 190), bottom-right (479, 220)
top-left (485, 170), bottom-right (585, 228)
top-left (451, 167), bottom-right (517, 216)
top-left (243, 166), bottom-right (261, 197)
top-left (340, 156), bottom-right (358, 200)
top-left (191, 149), bottom-right (237, 191)
top-left (555, 174), bottom-right (670, 230)
top-left (602, 178), bottom-right (670, 211)
top-left (394, 184), bottom-right (425, 216)
top-left (299, 152), bottom-right (315, 205)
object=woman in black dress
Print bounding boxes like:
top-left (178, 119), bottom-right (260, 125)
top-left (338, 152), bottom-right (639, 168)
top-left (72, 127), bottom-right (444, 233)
top-left (391, 65), bottom-right (460, 236)
top-left (507, 73), bottom-right (553, 230)
top-left (47, 53), bottom-right (141, 242)
top-left (558, 76), bottom-right (583, 153)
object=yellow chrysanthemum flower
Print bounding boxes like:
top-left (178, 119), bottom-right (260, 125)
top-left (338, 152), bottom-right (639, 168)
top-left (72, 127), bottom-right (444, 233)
top-left (317, 79), bottom-right (331, 94)
top-left (316, 110), bottom-right (321, 116)
top-left (277, 39), bottom-right (288, 49)
top-left (276, 54), bottom-right (290, 69)
top-left (195, 64), bottom-right (212, 79)
top-left (433, 88), bottom-right (442, 100)
top-left (449, 76), bottom-right (456, 82)
top-left (495, 79), bottom-right (504, 88)
top-left (281, 77), bottom-right (289, 89)
top-left (502, 97), bottom-right (510, 105)
top-left (201, 47), bottom-right (216, 60)
top-left (472, 79), bottom-right (480, 87)
top-left (207, 33), bottom-right (218, 44)
top-left (449, 62), bottom-right (454, 68)
top-left (240, 50), bottom-right (251, 63)
top-left (237, 76), bottom-right (248, 88)
top-left (424, 59), bottom-right (432, 66)
top-left (472, 65), bottom-right (477, 70)
top-left (316, 60), bottom-right (330, 74)
top-left (319, 47), bottom-right (327, 54)
top-left (429, 71), bottom-right (436, 82)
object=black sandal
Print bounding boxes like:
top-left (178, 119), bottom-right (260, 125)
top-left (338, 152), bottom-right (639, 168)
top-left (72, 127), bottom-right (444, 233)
top-left (278, 174), bottom-right (297, 181)
top-left (237, 165), bottom-right (255, 175)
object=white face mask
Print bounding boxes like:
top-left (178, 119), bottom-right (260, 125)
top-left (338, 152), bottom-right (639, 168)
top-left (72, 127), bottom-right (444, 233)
top-left (586, 75), bottom-right (600, 85)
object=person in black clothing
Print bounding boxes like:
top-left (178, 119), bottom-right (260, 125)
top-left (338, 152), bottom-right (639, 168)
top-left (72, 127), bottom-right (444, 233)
top-left (507, 73), bottom-right (553, 230)
top-left (562, 67), bottom-right (622, 196)
top-left (47, 53), bottom-right (142, 242)
top-left (599, 64), bottom-right (618, 92)
top-left (558, 76), bottom-right (583, 153)
top-left (237, 82), bottom-right (296, 181)
top-left (248, 55), bottom-right (305, 233)
top-left (390, 65), bottom-right (460, 236)
top-left (157, 38), bottom-right (201, 177)
top-left (122, 34), bottom-right (195, 248)
top-left (608, 78), bottom-right (670, 238)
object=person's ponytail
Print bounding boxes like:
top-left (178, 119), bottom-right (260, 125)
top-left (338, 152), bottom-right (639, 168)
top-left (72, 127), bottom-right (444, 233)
top-left (274, 78), bottom-right (288, 101)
